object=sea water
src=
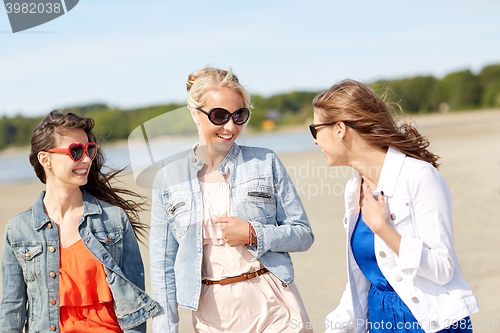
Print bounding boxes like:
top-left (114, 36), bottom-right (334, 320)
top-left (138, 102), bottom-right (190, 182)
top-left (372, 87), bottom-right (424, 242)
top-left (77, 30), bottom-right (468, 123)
top-left (0, 130), bottom-right (317, 184)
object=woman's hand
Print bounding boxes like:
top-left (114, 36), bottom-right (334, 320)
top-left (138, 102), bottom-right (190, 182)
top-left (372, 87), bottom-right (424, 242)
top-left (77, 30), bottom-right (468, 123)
top-left (361, 187), bottom-right (402, 255)
top-left (214, 217), bottom-right (251, 247)
top-left (361, 187), bottom-right (389, 234)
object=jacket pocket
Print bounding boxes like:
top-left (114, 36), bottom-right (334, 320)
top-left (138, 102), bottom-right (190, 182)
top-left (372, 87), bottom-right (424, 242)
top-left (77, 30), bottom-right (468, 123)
top-left (166, 197), bottom-right (192, 237)
top-left (243, 185), bottom-right (276, 223)
top-left (387, 200), bottom-right (414, 236)
top-left (13, 244), bottom-right (42, 282)
top-left (93, 227), bottom-right (124, 262)
top-left (94, 227), bottom-right (124, 245)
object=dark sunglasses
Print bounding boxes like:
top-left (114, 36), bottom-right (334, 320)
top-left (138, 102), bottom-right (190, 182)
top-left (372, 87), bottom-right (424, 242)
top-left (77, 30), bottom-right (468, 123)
top-left (45, 142), bottom-right (97, 162)
top-left (309, 121), bottom-right (358, 139)
top-left (196, 107), bottom-right (250, 125)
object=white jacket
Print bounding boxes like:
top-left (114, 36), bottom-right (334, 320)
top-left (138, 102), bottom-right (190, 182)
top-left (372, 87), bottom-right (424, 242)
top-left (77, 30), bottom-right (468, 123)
top-left (325, 147), bottom-right (479, 333)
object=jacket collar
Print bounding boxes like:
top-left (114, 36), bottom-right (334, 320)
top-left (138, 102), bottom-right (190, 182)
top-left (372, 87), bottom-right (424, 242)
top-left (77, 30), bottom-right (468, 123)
top-left (188, 142), bottom-right (240, 176)
top-left (344, 147), bottom-right (406, 213)
top-left (32, 187), bottom-right (102, 230)
top-left (376, 146), bottom-right (406, 198)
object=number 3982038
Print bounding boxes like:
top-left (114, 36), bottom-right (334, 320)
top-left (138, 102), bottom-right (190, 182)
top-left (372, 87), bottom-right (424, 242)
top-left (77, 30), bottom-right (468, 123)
top-left (5, 3), bottom-right (62, 14)
top-left (445, 319), bottom-right (498, 330)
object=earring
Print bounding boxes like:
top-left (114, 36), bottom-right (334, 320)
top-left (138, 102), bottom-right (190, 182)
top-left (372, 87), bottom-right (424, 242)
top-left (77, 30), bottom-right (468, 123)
top-left (337, 138), bottom-right (340, 141)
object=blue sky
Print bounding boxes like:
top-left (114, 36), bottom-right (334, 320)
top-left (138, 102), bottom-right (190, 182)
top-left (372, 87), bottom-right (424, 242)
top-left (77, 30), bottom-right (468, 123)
top-left (1, 0), bottom-right (500, 117)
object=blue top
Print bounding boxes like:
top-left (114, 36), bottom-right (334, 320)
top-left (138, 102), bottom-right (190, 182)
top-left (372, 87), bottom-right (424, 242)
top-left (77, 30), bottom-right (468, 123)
top-left (351, 213), bottom-right (471, 333)
top-left (350, 213), bottom-right (394, 292)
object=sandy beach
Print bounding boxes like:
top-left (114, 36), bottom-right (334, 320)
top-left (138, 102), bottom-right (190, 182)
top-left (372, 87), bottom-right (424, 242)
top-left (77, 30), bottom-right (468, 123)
top-left (1, 109), bottom-right (499, 332)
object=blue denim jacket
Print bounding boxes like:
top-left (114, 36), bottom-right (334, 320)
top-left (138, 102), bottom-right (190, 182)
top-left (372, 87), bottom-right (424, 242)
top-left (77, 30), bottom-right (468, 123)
top-left (1, 188), bottom-right (159, 333)
top-left (150, 143), bottom-right (314, 332)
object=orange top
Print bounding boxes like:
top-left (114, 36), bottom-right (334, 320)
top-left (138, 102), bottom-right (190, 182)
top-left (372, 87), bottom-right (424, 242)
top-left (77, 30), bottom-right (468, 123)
top-left (59, 239), bottom-right (122, 333)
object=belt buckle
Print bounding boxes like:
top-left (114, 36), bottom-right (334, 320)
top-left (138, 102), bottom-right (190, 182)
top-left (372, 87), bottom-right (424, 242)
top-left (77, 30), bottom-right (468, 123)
top-left (246, 270), bottom-right (258, 280)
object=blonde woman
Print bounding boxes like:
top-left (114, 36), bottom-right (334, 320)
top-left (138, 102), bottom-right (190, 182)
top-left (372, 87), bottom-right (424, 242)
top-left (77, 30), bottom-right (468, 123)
top-left (150, 68), bottom-right (314, 332)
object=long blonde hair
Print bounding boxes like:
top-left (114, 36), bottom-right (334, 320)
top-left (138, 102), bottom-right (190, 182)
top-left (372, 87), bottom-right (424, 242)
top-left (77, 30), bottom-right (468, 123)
top-left (314, 79), bottom-right (440, 168)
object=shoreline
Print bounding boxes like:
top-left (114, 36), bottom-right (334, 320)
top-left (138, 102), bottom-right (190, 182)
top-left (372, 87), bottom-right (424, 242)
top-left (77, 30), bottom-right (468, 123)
top-left (2, 108), bottom-right (500, 159)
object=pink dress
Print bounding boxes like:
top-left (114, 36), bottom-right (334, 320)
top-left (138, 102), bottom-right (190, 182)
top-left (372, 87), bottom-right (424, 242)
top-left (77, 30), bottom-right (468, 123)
top-left (192, 181), bottom-right (312, 333)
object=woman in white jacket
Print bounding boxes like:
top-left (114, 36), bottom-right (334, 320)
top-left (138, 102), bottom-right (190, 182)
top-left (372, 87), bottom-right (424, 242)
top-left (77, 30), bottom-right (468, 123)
top-left (309, 80), bottom-right (479, 333)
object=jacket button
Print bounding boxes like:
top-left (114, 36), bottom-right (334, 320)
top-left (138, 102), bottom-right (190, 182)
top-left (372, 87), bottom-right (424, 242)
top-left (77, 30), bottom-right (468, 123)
top-left (379, 251), bottom-right (386, 258)
top-left (25, 251), bottom-right (31, 257)
top-left (343, 217), bottom-right (348, 225)
top-left (49, 247), bottom-right (56, 253)
top-left (50, 299), bottom-right (56, 305)
top-left (405, 203), bottom-right (409, 206)
top-left (191, 158), bottom-right (196, 163)
top-left (394, 275), bottom-right (402, 282)
top-left (390, 213), bottom-right (396, 220)
top-left (411, 297), bottom-right (419, 303)
top-left (107, 237), bottom-right (112, 242)
top-left (49, 271), bottom-right (56, 278)
top-left (197, 162), bottom-right (202, 167)
top-left (50, 325), bottom-right (56, 331)
top-left (431, 321), bottom-right (438, 329)
top-left (47, 222), bottom-right (52, 229)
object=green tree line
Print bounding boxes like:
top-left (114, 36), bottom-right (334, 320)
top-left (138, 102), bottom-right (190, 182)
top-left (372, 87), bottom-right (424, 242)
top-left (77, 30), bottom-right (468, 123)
top-left (1, 64), bottom-right (500, 151)
top-left (373, 64), bottom-right (500, 113)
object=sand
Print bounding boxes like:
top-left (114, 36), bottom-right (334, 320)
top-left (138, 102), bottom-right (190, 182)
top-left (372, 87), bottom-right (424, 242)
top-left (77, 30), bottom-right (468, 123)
top-left (1, 109), bottom-right (499, 332)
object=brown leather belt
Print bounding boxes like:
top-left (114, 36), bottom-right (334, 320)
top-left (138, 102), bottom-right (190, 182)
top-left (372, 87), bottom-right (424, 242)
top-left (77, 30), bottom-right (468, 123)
top-left (202, 268), bottom-right (269, 285)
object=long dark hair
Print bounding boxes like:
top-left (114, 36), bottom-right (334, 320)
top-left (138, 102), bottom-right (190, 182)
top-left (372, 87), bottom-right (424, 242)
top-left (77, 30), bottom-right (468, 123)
top-left (29, 110), bottom-right (148, 239)
top-left (313, 79), bottom-right (440, 168)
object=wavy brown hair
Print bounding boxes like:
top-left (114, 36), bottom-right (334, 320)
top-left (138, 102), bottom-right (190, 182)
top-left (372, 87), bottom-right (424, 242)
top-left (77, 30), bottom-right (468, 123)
top-left (313, 79), bottom-right (440, 168)
top-left (29, 110), bottom-right (148, 240)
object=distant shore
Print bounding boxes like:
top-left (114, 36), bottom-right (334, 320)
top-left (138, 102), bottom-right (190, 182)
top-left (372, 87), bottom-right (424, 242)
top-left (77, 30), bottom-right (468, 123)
top-left (1, 108), bottom-right (499, 332)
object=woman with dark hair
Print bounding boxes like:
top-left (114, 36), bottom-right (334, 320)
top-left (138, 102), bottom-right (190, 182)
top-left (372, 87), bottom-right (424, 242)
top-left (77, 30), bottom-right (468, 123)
top-left (1, 110), bottom-right (158, 332)
top-left (310, 80), bottom-right (479, 333)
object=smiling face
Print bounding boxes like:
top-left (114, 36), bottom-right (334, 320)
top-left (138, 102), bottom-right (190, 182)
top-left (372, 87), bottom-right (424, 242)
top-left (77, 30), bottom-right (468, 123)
top-left (196, 87), bottom-right (246, 154)
top-left (41, 129), bottom-right (93, 189)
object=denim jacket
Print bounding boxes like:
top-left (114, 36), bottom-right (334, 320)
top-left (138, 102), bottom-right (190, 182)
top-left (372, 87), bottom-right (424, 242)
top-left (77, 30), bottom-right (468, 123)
top-left (1, 188), bottom-right (159, 333)
top-left (150, 143), bottom-right (314, 333)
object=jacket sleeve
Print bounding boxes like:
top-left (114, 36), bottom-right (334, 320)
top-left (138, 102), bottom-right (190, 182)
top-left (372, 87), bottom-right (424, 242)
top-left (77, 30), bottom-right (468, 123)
top-left (150, 185), bottom-right (180, 333)
top-left (119, 209), bottom-right (146, 291)
top-left (397, 166), bottom-right (455, 285)
top-left (325, 283), bottom-right (355, 333)
top-left (0, 223), bottom-right (28, 332)
top-left (116, 210), bottom-right (151, 333)
top-left (250, 153), bottom-right (314, 259)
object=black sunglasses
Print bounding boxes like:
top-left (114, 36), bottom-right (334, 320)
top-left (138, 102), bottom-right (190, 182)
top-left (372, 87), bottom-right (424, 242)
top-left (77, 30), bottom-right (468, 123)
top-left (309, 121), bottom-right (358, 139)
top-left (196, 107), bottom-right (250, 126)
